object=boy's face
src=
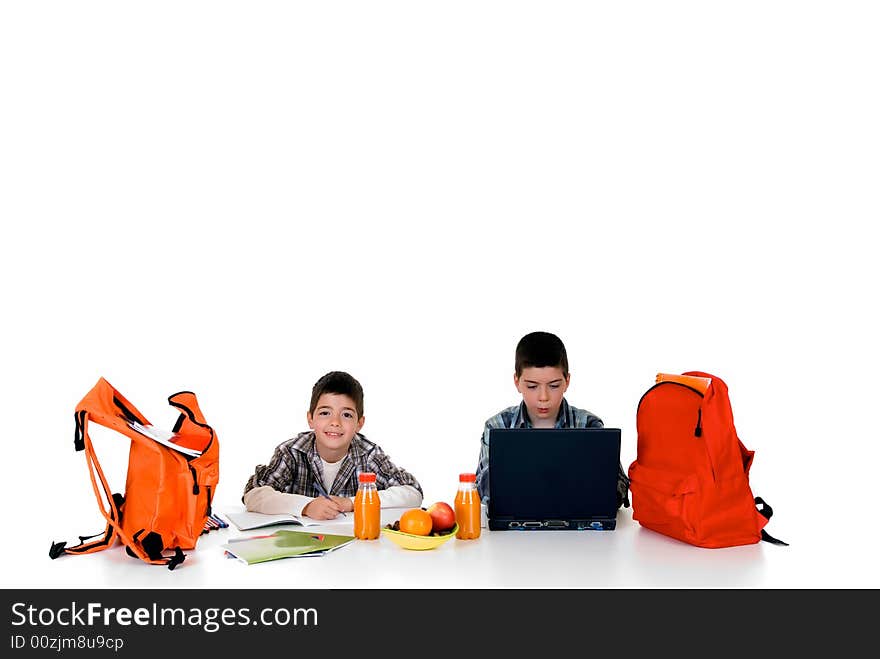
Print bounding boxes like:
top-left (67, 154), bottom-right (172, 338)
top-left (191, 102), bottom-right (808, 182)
top-left (307, 393), bottom-right (364, 462)
top-left (514, 366), bottom-right (570, 425)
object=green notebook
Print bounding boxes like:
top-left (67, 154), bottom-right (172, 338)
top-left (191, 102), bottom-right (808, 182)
top-left (222, 529), bottom-right (356, 565)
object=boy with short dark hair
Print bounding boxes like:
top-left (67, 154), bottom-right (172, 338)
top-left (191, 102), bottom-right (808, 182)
top-left (475, 331), bottom-right (630, 509)
top-left (244, 371), bottom-right (423, 520)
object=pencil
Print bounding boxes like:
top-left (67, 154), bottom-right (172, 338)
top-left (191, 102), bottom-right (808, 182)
top-left (314, 479), bottom-right (346, 517)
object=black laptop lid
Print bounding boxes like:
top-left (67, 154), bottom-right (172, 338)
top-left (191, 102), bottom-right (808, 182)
top-left (488, 428), bottom-right (620, 528)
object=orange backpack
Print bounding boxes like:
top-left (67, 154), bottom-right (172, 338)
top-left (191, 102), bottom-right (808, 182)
top-left (50, 378), bottom-right (220, 569)
top-left (627, 371), bottom-right (786, 548)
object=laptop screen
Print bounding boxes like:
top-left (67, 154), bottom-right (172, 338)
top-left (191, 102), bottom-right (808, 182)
top-left (488, 428), bottom-right (621, 529)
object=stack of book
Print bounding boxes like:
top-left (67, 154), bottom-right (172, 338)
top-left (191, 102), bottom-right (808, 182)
top-left (222, 529), bottom-right (355, 565)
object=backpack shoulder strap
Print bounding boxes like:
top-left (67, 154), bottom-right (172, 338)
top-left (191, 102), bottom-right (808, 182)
top-left (50, 410), bottom-right (122, 558)
top-left (755, 496), bottom-right (789, 546)
top-left (50, 404), bottom-right (188, 570)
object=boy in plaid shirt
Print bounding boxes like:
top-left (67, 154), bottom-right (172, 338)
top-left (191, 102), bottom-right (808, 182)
top-left (244, 371), bottom-right (422, 520)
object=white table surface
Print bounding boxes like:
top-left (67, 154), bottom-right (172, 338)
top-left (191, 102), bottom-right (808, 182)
top-left (10, 503), bottom-right (862, 590)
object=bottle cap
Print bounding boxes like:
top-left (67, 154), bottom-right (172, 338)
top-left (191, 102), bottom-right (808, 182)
top-left (459, 473), bottom-right (476, 482)
top-left (358, 472), bottom-right (377, 483)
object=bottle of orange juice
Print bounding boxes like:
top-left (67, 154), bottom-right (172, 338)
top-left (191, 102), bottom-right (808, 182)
top-left (354, 472), bottom-right (380, 540)
top-left (454, 473), bottom-right (481, 539)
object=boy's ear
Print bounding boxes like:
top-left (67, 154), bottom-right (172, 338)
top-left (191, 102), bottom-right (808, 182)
top-left (356, 416), bottom-right (365, 432)
top-left (306, 411), bottom-right (314, 429)
top-left (564, 373), bottom-right (571, 390)
top-left (513, 373), bottom-right (520, 388)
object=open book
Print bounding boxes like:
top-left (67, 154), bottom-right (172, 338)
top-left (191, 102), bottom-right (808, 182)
top-left (128, 420), bottom-right (207, 457)
top-left (222, 529), bottom-right (355, 565)
top-left (225, 510), bottom-right (349, 531)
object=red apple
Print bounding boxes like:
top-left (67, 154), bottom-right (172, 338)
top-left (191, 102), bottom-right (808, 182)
top-left (426, 501), bottom-right (456, 532)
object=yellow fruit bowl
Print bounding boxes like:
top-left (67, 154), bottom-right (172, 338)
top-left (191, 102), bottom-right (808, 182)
top-left (381, 523), bottom-right (458, 550)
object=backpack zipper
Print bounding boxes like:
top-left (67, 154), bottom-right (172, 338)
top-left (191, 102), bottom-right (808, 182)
top-left (693, 407), bottom-right (716, 481)
top-left (693, 407), bottom-right (713, 478)
top-left (189, 465), bottom-right (200, 495)
top-left (636, 381), bottom-right (704, 412)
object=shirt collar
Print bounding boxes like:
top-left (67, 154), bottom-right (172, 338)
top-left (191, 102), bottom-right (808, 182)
top-left (515, 398), bottom-right (571, 428)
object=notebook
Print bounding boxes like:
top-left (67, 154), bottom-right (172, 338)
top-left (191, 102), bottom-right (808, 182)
top-left (222, 530), bottom-right (355, 565)
top-left (225, 510), bottom-right (349, 531)
top-left (488, 427), bottom-right (621, 531)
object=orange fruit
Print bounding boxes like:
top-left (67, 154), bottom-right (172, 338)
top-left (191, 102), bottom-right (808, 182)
top-left (398, 508), bottom-right (432, 536)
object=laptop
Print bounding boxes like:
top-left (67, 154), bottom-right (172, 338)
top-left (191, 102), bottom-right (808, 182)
top-left (488, 427), bottom-right (621, 531)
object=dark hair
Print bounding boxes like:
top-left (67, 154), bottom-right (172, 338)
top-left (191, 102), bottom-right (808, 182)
top-left (514, 331), bottom-right (569, 377)
top-left (309, 371), bottom-right (365, 418)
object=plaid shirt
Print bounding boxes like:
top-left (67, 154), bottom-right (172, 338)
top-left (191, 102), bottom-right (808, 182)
top-left (243, 431), bottom-right (423, 500)
top-left (475, 398), bottom-right (630, 509)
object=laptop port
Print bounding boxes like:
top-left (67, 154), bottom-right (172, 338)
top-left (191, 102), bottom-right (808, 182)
top-left (508, 522), bottom-right (521, 528)
top-left (521, 521), bottom-right (543, 528)
top-left (590, 521), bottom-right (604, 530)
top-left (543, 520), bottom-right (569, 528)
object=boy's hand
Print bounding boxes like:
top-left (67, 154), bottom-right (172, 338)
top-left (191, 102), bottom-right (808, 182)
top-left (329, 495), bottom-right (354, 513)
top-left (303, 497), bottom-right (345, 520)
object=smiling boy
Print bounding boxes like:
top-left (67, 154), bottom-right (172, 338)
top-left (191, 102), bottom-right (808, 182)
top-left (243, 371), bottom-right (422, 520)
top-left (475, 331), bottom-right (630, 509)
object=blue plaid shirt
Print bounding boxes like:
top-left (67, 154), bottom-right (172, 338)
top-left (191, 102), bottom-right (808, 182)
top-left (475, 398), bottom-right (630, 509)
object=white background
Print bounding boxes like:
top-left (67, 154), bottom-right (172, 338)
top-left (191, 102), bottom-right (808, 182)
top-left (1, 1), bottom-right (877, 588)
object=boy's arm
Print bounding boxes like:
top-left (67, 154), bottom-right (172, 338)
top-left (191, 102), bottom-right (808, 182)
top-left (242, 444), bottom-right (298, 499)
top-left (588, 415), bottom-right (630, 507)
top-left (474, 424), bottom-right (491, 502)
top-left (367, 445), bottom-right (423, 498)
top-left (376, 485), bottom-right (422, 509)
top-left (617, 465), bottom-right (631, 509)
top-left (242, 443), bottom-right (316, 516)
top-left (243, 486), bottom-right (313, 517)
top-left (243, 440), bottom-right (345, 517)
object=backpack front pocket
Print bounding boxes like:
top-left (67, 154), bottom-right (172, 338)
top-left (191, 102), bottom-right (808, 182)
top-left (628, 462), bottom-right (699, 542)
